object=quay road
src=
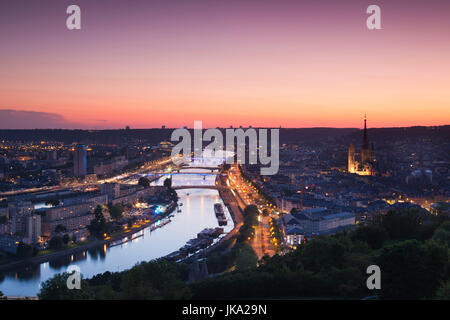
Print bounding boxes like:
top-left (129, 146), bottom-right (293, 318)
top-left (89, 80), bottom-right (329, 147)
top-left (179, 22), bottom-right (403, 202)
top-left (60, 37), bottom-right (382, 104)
top-left (227, 164), bottom-right (276, 260)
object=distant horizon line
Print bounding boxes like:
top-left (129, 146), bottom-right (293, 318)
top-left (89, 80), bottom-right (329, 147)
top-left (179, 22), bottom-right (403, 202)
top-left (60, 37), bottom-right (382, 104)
top-left (1, 124), bottom-right (449, 131)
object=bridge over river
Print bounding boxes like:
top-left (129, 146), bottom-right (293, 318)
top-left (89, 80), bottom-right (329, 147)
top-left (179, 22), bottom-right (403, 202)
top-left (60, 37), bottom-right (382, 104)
top-left (172, 185), bottom-right (230, 191)
top-left (180, 166), bottom-right (219, 170)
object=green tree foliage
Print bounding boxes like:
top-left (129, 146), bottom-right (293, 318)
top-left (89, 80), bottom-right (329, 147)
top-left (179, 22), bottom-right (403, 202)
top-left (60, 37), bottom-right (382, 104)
top-left (54, 224), bottom-right (67, 233)
top-left (169, 189), bottom-right (178, 202)
top-left (236, 205), bottom-right (259, 243)
top-left (350, 224), bottom-right (388, 249)
top-left (38, 260), bottom-right (190, 300)
top-left (89, 271), bottom-right (123, 292)
top-left (432, 221), bottom-right (450, 246)
top-left (163, 177), bottom-right (172, 188)
top-left (119, 260), bottom-right (191, 299)
top-left (88, 205), bottom-right (110, 238)
top-left (38, 273), bottom-right (92, 300)
top-left (205, 238), bottom-right (238, 274)
top-left (376, 240), bottom-right (448, 299)
top-left (382, 208), bottom-right (437, 241)
top-left (49, 236), bottom-right (64, 250)
top-left (109, 203), bottom-right (124, 221)
top-left (235, 244), bottom-right (258, 271)
top-left (138, 177), bottom-right (151, 188)
top-left (206, 251), bottom-right (235, 274)
top-left (38, 208), bottom-right (450, 300)
top-left (62, 234), bottom-right (70, 245)
top-left (295, 237), bottom-right (348, 273)
top-left (435, 280), bottom-right (450, 299)
top-left (191, 234), bottom-right (374, 299)
top-left (243, 205), bottom-right (259, 222)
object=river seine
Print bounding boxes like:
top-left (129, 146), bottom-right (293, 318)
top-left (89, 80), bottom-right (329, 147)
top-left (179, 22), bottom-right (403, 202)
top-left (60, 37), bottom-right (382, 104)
top-left (0, 160), bottom-right (233, 296)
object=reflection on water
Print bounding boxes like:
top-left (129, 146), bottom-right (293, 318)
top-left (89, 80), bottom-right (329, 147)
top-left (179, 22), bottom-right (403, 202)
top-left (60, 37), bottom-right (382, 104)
top-left (0, 163), bottom-right (233, 296)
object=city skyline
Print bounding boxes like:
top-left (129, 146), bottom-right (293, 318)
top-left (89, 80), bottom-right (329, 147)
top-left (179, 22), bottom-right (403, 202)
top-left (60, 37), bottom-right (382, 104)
top-left (1, 0), bottom-right (450, 129)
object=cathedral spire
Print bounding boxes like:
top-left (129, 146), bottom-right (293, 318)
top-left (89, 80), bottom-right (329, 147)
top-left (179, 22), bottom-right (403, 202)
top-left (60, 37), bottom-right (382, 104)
top-left (362, 113), bottom-right (369, 149)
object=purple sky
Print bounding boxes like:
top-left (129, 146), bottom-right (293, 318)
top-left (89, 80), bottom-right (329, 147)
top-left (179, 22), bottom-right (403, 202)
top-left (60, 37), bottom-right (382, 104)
top-left (1, 0), bottom-right (449, 129)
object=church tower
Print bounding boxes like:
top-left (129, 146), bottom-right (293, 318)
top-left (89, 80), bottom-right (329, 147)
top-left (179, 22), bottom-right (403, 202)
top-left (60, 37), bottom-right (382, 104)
top-left (347, 115), bottom-right (376, 176)
top-left (361, 113), bottom-right (371, 164)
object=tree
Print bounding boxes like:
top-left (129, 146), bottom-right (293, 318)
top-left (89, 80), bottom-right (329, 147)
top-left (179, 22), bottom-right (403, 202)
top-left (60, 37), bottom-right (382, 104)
top-left (350, 224), bottom-right (388, 249)
top-left (381, 208), bottom-right (426, 240)
top-left (119, 260), bottom-right (191, 299)
top-left (435, 280), bottom-right (450, 299)
top-left (109, 203), bottom-right (124, 221)
top-left (243, 205), bottom-right (259, 226)
top-left (71, 234), bottom-right (77, 243)
top-left (376, 240), bottom-right (448, 299)
top-left (236, 205), bottom-right (259, 243)
top-left (62, 234), bottom-right (70, 245)
top-left (168, 188), bottom-right (178, 202)
top-left (49, 236), bottom-right (64, 250)
top-left (296, 236), bottom-right (348, 273)
top-left (206, 251), bottom-right (235, 274)
top-left (138, 177), bottom-right (151, 188)
top-left (88, 205), bottom-right (108, 238)
top-left (54, 224), bottom-right (67, 234)
top-left (163, 177), bottom-right (172, 188)
top-left (16, 242), bottom-right (33, 259)
top-left (38, 273), bottom-right (92, 300)
top-left (235, 244), bottom-right (258, 271)
top-left (432, 221), bottom-right (450, 246)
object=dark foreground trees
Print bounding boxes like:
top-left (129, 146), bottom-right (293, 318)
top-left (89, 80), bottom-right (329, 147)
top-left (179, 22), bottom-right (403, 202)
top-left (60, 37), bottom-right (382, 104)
top-left (38, 273), bottom-right (92, 300)
top-left (39, 260), bottom-right (190, 300)
top-left (38, 208), bottom-right (450, 300)
top-left (119, 260), bottom-right (190, 299)
top-left (376, 240), bottom-right (448, 299)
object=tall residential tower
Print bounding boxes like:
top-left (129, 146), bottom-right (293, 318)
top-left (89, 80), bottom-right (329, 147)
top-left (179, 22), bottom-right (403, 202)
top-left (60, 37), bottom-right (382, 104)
top-left (73, 144), bottom-right (87, 177)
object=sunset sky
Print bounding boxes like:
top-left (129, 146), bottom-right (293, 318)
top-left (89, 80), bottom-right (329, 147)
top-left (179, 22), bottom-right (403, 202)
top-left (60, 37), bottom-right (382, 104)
top-left (1, 0), bottom-right (449, 129)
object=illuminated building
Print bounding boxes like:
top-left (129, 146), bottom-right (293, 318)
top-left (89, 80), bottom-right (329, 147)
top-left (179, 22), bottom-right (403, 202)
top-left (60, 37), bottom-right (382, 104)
top-left (282, 208), bottom-right (355, 244)
top-left (348, 115), bottom-right (376, 176)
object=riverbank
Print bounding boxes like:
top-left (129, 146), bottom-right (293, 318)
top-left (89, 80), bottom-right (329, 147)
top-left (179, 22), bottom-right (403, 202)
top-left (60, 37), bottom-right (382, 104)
top-left (164, 172), bottom-right (244, 263)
